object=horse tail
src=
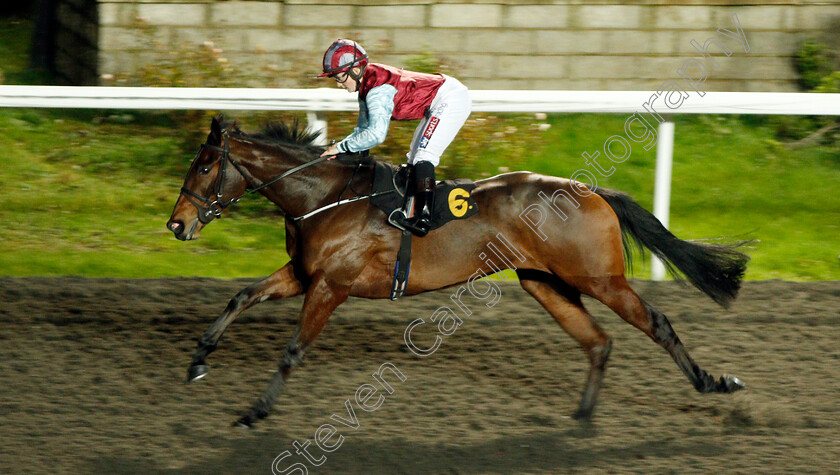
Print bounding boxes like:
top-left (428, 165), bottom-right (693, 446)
top-left (594, 187), bottom-right (750, 307)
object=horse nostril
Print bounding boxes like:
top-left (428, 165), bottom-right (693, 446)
top-left (168, 220), bottom-right (183, 233)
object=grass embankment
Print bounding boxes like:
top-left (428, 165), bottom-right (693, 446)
top-left (1, 16), bottom-right (837, 280)
top-left (2, 108), bottom-right (837, 281)
top-left (0, 109), bottom-right (294, 278)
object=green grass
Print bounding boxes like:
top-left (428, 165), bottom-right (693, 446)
top-left (2, 107), bottom-right (837, 281)
top-left (0, 14), bottom-right (51, 85)
top-left (524, 113), bottom-right (840, 281)
top-left (0, 107), bottom-right (293, 278)
top-left (1, 16), bottom-right (837, 281)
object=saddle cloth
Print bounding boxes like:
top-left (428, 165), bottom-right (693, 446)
top-left (369, 161), bottom-right (479, 230)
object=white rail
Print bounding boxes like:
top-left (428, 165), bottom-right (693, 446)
top-left (1, 86), bottom-right (839, 115)
top-left (3, 86), bottom-right (837, 279)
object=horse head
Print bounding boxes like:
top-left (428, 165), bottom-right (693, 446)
top-left (167, 115), bottom-right (350, 241)
top-left (167, 116), bottom-right (249, 241)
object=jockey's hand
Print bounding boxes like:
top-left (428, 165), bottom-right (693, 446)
top-left (320, 143), bottom-right (340, 159)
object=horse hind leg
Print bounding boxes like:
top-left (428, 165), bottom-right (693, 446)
top-left (517, 270), bottom-right (613, 420)
top-left (645, 303), bottom-right (745, 393)
top-left (591, 276), bottom-right (745, 394)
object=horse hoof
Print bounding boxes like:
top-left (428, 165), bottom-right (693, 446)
top-left (187, 364), bottom-right (209, 383)
top-left (720, 374), bottom-right (746, 393)
top-left (233, 415), bottom-right (254, 429)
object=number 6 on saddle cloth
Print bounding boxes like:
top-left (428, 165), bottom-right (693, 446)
top-left (368, 162), bottom-right (479, 300)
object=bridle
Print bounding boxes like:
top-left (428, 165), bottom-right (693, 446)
top-left (180, 133), bottom-right (239, 224)
top-left (180, 128), bottom-right (395, 226)
top-left (180, 129), bottom-right (328, 224)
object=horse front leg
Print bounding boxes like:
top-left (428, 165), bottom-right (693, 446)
top-left (187, 262), bottom-right (304, 382)
top-left (235, 270), bottom-right (349, 428)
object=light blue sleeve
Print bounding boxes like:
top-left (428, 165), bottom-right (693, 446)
top-left (338, 84), bottom-right (397, 153)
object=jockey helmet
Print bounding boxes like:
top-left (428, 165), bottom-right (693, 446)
top-left (318, 39), bottom-right (368, 77)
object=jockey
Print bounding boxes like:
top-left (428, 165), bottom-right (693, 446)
top-left (318, 38), bottom-right (472, 237)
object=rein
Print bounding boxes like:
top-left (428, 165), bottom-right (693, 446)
top-left (181, 130), bottom-right (392, 224)
top-left (290, 187), bottom-right (395, 222)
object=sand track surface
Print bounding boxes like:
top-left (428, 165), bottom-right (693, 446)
top-left (1, 277), bottom-right (838, 474)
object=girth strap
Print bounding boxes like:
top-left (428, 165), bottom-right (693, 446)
top-left (390, 230), bottom-right (413, 300)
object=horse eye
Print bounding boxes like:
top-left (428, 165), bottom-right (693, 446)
top-left (200, 167), bottom-right (211, 175)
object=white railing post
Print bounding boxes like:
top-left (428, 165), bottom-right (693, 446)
top-left (651, 119), bottom-right (674, 281)
top-left (306, 111), bottom-right (328, 146)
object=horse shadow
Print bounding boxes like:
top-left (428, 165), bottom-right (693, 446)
top-left (88, 424), bottom-right (726, 474)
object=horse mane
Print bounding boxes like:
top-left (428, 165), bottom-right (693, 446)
top-left (220, 117), bottom-right (324, 152)
top-left (254, 121), bottom-right (323, 149)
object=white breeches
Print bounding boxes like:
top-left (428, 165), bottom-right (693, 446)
top-left (407, 75), bottom-right (472, 167)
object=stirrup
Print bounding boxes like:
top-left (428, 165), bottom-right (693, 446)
top-left (400, 217), bottom-right (431, 237)
top-left (388, 208), bottom-right (409, 231)
top-left (388, 209), bottom-right (430, 237)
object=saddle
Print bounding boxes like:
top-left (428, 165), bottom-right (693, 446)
top-left (369, 161), bottom-right (479, 230)
top-left (366, 160), bottom-right (479, 300)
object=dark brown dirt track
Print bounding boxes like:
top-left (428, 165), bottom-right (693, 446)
top-left (1, 277), bottom-right (839, 474)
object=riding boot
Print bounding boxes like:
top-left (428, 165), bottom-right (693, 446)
top-left (400, 161), bottom-right (435, 237)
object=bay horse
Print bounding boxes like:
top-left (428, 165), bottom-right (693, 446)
top-left (167, 116), bottom-right (748, 428)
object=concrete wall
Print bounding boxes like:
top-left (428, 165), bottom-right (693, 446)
top-left (60, 1), bottom-right (840, 90)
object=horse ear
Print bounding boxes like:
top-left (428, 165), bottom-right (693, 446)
top-left (209, 116), bottom-right (222, 145)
